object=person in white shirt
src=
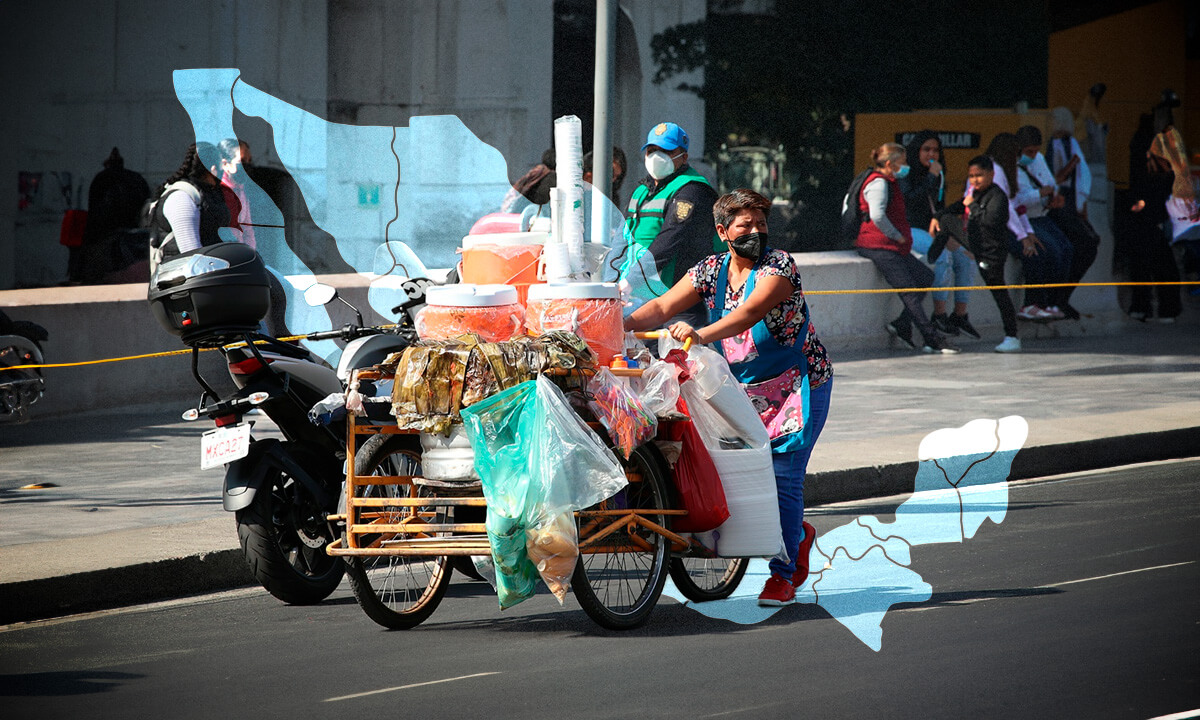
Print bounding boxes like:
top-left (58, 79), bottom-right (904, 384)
top-left (1044, 107), bottom-right (1101, 319)
top-left (1014, 125), bottom-right (1074, 321)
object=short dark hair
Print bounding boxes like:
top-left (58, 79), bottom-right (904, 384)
top-left (1015, 125), bottom-right (1042, 148)
top-left (713, 188), bottom-right (771, 227)
top-left (968, 155), bottom-right (994, 171)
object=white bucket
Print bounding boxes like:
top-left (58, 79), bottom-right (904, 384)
top-left (420, 426), bottom-right (478, 481)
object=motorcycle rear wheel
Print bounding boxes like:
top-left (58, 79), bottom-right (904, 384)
top-left (235, 447), bottom-right (344, 605)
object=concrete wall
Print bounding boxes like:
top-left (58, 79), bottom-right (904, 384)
top-left (3, 0), bottom-right (707, 290)
top-left (1, 0), bottom-right (330, 290)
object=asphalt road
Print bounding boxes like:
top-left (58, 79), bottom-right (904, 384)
top-left (1, 459), bottom-right (1196, 719)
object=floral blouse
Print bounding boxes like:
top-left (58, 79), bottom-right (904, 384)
top-left (686, 249), bottom-right (833, 388)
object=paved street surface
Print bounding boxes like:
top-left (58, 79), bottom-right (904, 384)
top-left (1, 460), bottom-right (1196, 719)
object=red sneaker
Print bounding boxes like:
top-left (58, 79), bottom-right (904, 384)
top-left (791, 521), bottom-right (817, 587)
top-left (757, 574), bottom-right (796, 606)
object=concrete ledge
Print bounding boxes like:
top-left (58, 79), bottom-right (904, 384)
top-left (2, 250), bottom-right (1130, 417)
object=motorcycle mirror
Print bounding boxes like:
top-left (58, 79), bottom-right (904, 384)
top-left (303, 283), bottom-right (337, 307)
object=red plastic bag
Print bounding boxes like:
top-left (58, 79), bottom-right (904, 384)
top-left (662, 419), bottom-right (730, 532)
top-left (59, 209), bottom-right (87, 247)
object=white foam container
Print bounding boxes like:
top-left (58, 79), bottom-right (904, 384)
top-left (693, 445), bottom-right (784, 558)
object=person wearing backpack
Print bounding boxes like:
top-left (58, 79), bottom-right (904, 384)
top-left (853, 142), bottom-right (958, 354)
top-left (148, 142), bottom-right (234, 271)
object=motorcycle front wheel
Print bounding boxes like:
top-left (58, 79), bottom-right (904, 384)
top-left (235, 448), bottom-right (344, 605)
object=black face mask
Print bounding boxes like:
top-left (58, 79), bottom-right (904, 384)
top-left (728, 231), bottom-right (767, 261)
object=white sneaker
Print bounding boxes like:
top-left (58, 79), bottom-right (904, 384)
top-left (1157, 316), bottom-right (1177, 324)
top-left (994, 336), bottom-right (1021, 353)
top-left (1018, 305), bottom-right (1054, 322)
top-left (1044, 306), bottom-right (1066, 320)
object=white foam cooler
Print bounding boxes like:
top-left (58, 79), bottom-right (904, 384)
top-left (693, 445), bottom-right (785, 558)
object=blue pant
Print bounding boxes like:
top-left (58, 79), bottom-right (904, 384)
top-left (768, 377), bottom-right (833, 579)
top-left (1022, 217), bottom-right (1073, 307)
top-left (911, 228), bottom-right (976, 304)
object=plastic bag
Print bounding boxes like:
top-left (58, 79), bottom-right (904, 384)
top-left (636, 359), bottom-right (681, 418)
top-left (681, 345), bottom-right (770, 450)
top-left (661, 420), bottom-right (730, 532)
top-left (308, 392), bottom-right (346, 426)
top-left (525, 512), bottom-right (578, 600)
top-left (462, 375), bottom-right (628, 607)
top-left (461, 381), bottom-right (540, 608)
top-left (586, 368), bottom-right (658, 460)
top-left (695, 446), bottom-right (785, 558)
top-left (676, 345), bottom-right (782, 558)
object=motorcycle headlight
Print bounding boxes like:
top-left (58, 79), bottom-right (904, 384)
top-left (153, 255), bottom-right (232, 289)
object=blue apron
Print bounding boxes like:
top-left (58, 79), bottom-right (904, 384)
top-left (710, 252), bottom-right (811, 453)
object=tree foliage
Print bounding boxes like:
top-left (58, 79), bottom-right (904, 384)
top-left (652, 0), bottom-right (1049, 249)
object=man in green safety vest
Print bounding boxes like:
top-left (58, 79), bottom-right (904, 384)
top-left (619, 122), bottom-right (720, 327)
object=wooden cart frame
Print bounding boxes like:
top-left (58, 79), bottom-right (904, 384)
top-left (325, 367), bottom-right (750, 630)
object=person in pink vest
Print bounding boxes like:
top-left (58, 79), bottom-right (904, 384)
top-left (855, 143), bottom-right (958, 354)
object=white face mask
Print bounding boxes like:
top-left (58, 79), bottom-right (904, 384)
top-left (645, 150), bottom-right (678, 180)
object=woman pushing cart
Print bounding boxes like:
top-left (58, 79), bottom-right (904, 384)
top-left (624, 188), bottom-right (835, 606)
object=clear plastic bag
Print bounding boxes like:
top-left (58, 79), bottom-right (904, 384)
top-left (681, 345), bottom-right (770, 449)
top-left (586, 367), bottom-right (658, 460)
top-left (461, 375), bottom-right (628, 607)
top-left (636, 359), bottom-right (681, 418)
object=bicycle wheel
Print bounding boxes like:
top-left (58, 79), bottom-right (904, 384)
top-left (571, 444), bottom-right (671, 630)
top-left (668, 556), bottom-right (749, 602)
top-left (344, 433), bottom-right (453, 630)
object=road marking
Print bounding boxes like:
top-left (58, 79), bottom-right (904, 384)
top-left (1146, 710), bottom-right (1200, 720)
top-left (1038, 561), bottom-right (1195, 588)
top-left (901, 562), bottom-right (1195, 614)
top-left (323, 672), bottom-right (501, 702)
top-left (697, 701), bottom-right (788, 718)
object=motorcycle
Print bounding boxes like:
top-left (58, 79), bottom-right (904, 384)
top-left (0, 309), bottom-right (49, 424)
top-left (150, 243), bottom-right (436, 604)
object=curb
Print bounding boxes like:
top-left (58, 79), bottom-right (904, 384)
top-left (3, 428), bottom-right (1198, 626)
top-left (1, 550), bottom-right (255, 626)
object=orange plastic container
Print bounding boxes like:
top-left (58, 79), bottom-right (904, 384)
top-left (415, 284), bottom-right (525, 343)
top-left (461, 232), bottom-right (547, 305)
top-left (525, 283), bottom-right (624, 364)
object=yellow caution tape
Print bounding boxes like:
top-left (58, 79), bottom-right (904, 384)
top-left (2, 283), bottom-right (1195, 371)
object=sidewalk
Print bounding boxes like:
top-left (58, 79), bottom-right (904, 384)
top-left (2, 309), bottom-right (1198, 624)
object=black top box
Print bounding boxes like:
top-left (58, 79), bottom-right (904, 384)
top-left (148, 243), bottom-right (272, 347)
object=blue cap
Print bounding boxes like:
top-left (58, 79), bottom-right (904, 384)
top-left (641, 122), bottom-right (688, 153)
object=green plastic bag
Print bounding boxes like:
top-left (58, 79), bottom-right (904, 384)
top-left (462, 376), bottom-right (628, 609)
top-left (461, 381), bottom-right (540, 609)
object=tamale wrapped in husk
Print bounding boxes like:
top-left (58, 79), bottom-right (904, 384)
top-left (387, 332), bottom-right (598, 433)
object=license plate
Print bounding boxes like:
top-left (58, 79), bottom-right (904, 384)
top-left (201, 424), bottom-right (252, 470)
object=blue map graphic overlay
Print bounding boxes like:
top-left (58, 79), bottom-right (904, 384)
top-left (663, 416), bottom-right (1029, 651)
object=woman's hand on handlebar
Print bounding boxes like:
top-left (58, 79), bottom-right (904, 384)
top-left (668, 321), bottom-right (701, 346)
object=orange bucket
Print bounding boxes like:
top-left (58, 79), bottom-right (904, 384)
top-left (461, 232), bottom-right (547, 305)
top-left (415, 284), bottom-right (526, 342)
top-left (525, 283), bottom-right (624, 364)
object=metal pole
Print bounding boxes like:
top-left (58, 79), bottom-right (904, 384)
top-left (590, 0), bottom-right (617, 248)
